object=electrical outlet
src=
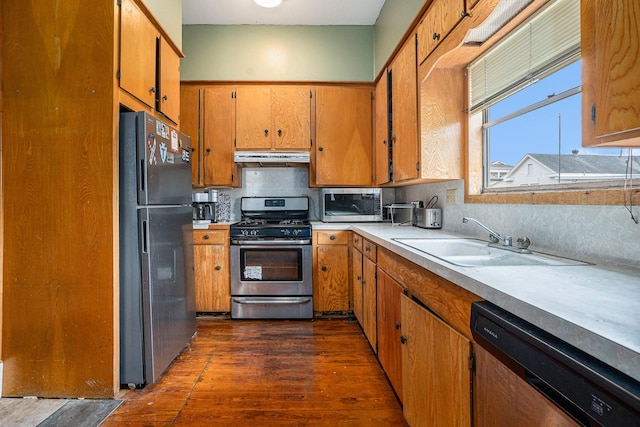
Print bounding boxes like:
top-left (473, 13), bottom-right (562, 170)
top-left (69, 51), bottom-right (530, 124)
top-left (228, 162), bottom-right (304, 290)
top-left (446, 189), bottom-right (458, 205)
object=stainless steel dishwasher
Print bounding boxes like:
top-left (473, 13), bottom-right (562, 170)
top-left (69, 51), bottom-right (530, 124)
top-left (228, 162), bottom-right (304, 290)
top-left (471, 301), bottom-right (640, 427)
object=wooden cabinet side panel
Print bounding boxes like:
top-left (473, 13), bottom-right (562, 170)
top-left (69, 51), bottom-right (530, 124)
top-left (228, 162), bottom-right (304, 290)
top-left (474, 346), bottom-right (580, 427)
top-left (158, 37), bottom-right (181, 124)
top-left (272, 87), bottom-right (311, 150)
top-left (314, 245), bottom-right (350, 312)
top-left (235, 86), bottom-right (272, 150)
top-left (378, 247), bottom-right (481, 340)
top-left (180, 85), bottom-right (201, 185)
top-left (390, 38), bottom-right (419, 181)
top-left (375, 73), bottom-right (391, 185)
top-left (202, 87), bottom-right (237, 186)
top-left (120, 0), bottom-right (157, 107)
top-left (194, 244), bottom-right (230, 312)
top-left (315, 86), bottom-right (373, 186)
top-left (377, 269), bottom-right (404, 401)
top-left (421, 68), bottom-right (464, 179)
top-left (594, 0), bottom-right (640, 143)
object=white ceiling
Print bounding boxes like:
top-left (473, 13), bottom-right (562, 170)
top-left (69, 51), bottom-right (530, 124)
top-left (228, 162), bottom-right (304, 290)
top-left (182, 0), bottom-right (387, 26)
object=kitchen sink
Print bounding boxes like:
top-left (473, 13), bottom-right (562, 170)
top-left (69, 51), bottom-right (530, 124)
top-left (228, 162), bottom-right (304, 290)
top-left (392, 238), bottom-right (589, 267)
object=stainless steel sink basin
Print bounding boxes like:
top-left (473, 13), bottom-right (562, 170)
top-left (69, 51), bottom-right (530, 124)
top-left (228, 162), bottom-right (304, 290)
top-left (392, 238), bottom-right (588, 267)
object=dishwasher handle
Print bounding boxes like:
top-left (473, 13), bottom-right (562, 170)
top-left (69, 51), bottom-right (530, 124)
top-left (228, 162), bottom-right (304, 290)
top-left (526, 374), bottom-right (591, 426)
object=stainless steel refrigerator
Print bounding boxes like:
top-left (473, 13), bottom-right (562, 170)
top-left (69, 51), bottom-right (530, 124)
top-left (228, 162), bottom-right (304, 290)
top-left (119, 111), bottom-right (196, 388)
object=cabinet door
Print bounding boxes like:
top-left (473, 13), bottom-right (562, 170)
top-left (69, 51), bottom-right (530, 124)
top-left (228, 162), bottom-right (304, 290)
top-left (389, 37), bottom-right (419, 182)
top-left (315, 86), bottom-right (373, 186)
top-left (352, 247), bottom-right (364, 324)
top-left (202, 87), bottom-right (237, 187)
top-left (193, 230), bottom-right (230, 313)
top-left (272, 87), bottom-right (311, 150)
top-left (362, 256), bottom-right (377, 351)
top-left (236, 86), bottom-right (272, 149)
top-left (417, 0), bottom-right (464, 64)
top-left (592, 0), bottom-right (640, 145)
top-left (315, 245), bottom-right (350, 312)
top-left (158, 37), bottom-right (181, 124)
top-left (377, 269), bottom-right (404, 401)
top-left (120, 0), bottom-right (157, 108)
top-left (401, 294), bottom-right (472, 427)
top-left (180, 86), bottom-right (200, 186)
top-left (375, 72), bottom-right (391, 185)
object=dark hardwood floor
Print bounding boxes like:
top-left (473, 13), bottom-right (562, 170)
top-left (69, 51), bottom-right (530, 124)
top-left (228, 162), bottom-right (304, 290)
top-left (103, 317), bottom-right (407, 426)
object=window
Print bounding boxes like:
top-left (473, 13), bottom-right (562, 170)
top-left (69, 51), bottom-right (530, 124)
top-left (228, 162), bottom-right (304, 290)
top-left (468, 0), bottom-right (639, 193)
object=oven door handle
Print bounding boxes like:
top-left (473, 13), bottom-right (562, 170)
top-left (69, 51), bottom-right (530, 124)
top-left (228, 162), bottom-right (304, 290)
top-left (232, 297), bottom-right (312, 305)
top-left (231, 239), bottom-right (312, 246)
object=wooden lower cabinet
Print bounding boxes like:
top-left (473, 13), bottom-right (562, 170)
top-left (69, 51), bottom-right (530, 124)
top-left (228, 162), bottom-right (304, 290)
top-left (351, 234), bottom-right (378, 350)
top-left (401, 293), bottom-right (473, 426)
top-left (474, 346), bottom-right (580, 427)
top-left (193, 228), bottom-right (230, 312)
top-left (376, 269), bottom-right (404, 400)
top-left (313, 230), bottom-right (350, 313)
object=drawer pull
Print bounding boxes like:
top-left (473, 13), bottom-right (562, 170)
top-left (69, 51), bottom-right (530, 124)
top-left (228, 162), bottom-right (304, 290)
top-left (203, 234), bottom-right (210, 240)
top-left (215, 265), bottom-right (222, 271)
top-left (330, 235), bottom-right (336, 240)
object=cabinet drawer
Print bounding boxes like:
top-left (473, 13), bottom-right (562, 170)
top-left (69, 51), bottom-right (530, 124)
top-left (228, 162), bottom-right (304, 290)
top-left (352, 233), bottom-right (363, 252)
top-left (316, 230), bottom-right (349, 245)
top-left (363, 238), bottom-right (377, 262)
top-left (193, 229), bottom-right (228, 245)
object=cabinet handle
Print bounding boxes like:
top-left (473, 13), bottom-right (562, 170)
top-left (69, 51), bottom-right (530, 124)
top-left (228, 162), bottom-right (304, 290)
top-left (330, 235), bottom-right (336, 240)
top-left (357, 275), bottom-right (361, 281)
top-left (321, 265), bottom-right (327, 271)
top-left (203, 234), bottom-right (210, 240)
top-left (162, 95), bottom-right (168, 101)
top-left (215, 265), bottom-right (222, 270)
top-left (191, 147), bottom-right (196, 152)
top-left (318, 146), bottom-right (324, 152)
top-left (206, 148), bottom-right (211, 153)
top-left (383, 140), bottom-right (387, 145)
top-left (362, 280), bottom-right (366, 285)
top-left (354, 237), bottom-right (359, 243)
top-left (365, 245), bottom-right (370, 252)
top-left (264, 129), bottom-right (269, 136)
top-left (400, 336), bottom-right (407, 344)
top-left (278, 129), bottom-right (282, 136)
top-left (432, 32), bottom-right (440, 40)
top-left (150, 87), bottom-right (156, 94)
top-left (395, 321), bottom-right (401, 330)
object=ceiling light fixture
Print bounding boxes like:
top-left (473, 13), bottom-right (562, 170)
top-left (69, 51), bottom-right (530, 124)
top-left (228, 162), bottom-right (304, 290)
top-left (254, 0), bottom-right (282, 8)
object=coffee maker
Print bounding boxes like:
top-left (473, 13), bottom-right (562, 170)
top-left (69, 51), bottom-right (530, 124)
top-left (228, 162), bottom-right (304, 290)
top-left (192, 191), bottom-right (216, 223)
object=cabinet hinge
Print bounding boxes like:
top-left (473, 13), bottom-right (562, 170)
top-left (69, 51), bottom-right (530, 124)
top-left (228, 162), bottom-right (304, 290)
top-left (591, 104), bottom-right (596, 124)
top-left (117, 0), bottom-right (122, 6)
top-left (116, 69), bottom-right (121, 80)
top-left (374, 271), bottom-right (377, 280)
top-left (468, 352), bottom-right (476, 372)
top-left (371, 92), bottom-right (375, 100)
top-left (232, 174), bottom-right (235, 183)
top-left (234, 139), bottom-right (236, 147)
top-left (416, 161), bottom-right (420, 171)
top-left (310, 90), bottom-right (313, 99)
top-left (415, 33), bottom-right (418, 46)
top-left (232, 91), bottom-right (236, 99)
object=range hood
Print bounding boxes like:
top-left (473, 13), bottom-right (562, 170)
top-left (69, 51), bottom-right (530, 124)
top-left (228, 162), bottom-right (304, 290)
top-left (234, 151), bottom-right (310, 167)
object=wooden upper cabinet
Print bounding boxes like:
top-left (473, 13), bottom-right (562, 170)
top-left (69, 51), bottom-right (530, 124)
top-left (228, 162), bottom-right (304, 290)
top-left (202, 87), bottom-right (237, 186)
top-left (180, 85), bottom-right (200, 185)
top-left (120, 0), bottom-right (158, 108)
top-left (389, 37), bottom-right (419, 182)
top-left (417, 0), bottom-right (465, 65)
top-left (314, 86), bottom-right (373, 186)
top-left (375, 72), bottom-right (391, 185)
top-left (158, 37), bottom-right (181, 123)
top-left (582, 0), bottom-right (640, 146)
top-left (235, 86), bottom-right (311, 150)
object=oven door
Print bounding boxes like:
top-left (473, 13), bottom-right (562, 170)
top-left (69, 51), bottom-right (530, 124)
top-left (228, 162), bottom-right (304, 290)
top-left (230, 243), bottom-right (313, 296)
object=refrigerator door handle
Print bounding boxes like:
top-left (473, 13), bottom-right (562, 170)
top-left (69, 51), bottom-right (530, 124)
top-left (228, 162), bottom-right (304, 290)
top-left (139, 158), bottom-right (146, 193)
top-left (141, 220), bottom-right (149, 254)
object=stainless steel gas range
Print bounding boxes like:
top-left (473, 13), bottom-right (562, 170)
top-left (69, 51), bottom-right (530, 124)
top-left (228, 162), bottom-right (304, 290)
top-left (230, 197), bottom-right (313, 319)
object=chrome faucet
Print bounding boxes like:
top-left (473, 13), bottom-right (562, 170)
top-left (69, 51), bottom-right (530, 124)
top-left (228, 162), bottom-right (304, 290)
top-left (462, 217), bottom-right (532, 253)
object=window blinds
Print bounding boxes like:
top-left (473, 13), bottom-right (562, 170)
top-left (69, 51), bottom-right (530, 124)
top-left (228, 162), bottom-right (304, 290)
top-left (468, 0), bottom-right (580, 113)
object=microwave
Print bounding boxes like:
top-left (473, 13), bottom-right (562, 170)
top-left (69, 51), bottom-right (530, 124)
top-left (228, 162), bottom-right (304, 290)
top-left (321, 188), bottom-right (383, 222)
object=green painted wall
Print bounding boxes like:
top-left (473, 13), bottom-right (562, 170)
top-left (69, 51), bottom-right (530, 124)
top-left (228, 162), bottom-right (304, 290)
top-left (142, 0), bottom-right (183, 49)
top-left (374, 0), bottom-right (424, 76)
top-left (181, 25), bottom-right (374, 82)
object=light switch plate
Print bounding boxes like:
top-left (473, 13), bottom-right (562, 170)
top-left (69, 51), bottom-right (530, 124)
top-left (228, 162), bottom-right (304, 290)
top-left (446, 189), bottom-right (458, 205)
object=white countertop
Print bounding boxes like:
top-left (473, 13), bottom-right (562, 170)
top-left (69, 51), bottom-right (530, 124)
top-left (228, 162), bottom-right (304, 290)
top-left (312, 221), bottom-right (640, 383)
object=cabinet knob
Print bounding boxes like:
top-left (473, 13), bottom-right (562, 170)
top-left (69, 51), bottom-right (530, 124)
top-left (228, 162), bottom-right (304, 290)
top-left (400, 336), bottom-right (407, 344)
top-left (354, 237), bottom-right (359, 243)
top-left (206, 148), bottom-right (211, 153)
top-left (321, 265), bottom-right (327, 272)
top-left (432, 32), bottom-right (440, 40)
top-left (318, 146), bottom-right (324, 152)
top-left (215, 265), bottom-right (222, 270)
top-left (203, 234), bottom-right (210, 240)
top-left (191, 147), bottom-right (196, 152)
top-left (278, 129), bottom-right (282, 136)
top-left (264, 129), bottom-right (269, 136)
top-left (365, 246), bottom-right (370, 252)
top-left (162, 95), bottom-right (168, 101)
top-left (150, 87), bottom-right (156, 94)
top-left (383, 140), bottom-right (387, 145)
top-left (395, 321), bottom-right (401, 330)
top-left (330, 235), bottom-right (336, 240)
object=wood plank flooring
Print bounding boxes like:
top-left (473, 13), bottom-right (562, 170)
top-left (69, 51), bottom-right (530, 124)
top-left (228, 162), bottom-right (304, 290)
top-left (103, 318), bottom-right (407, 426)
